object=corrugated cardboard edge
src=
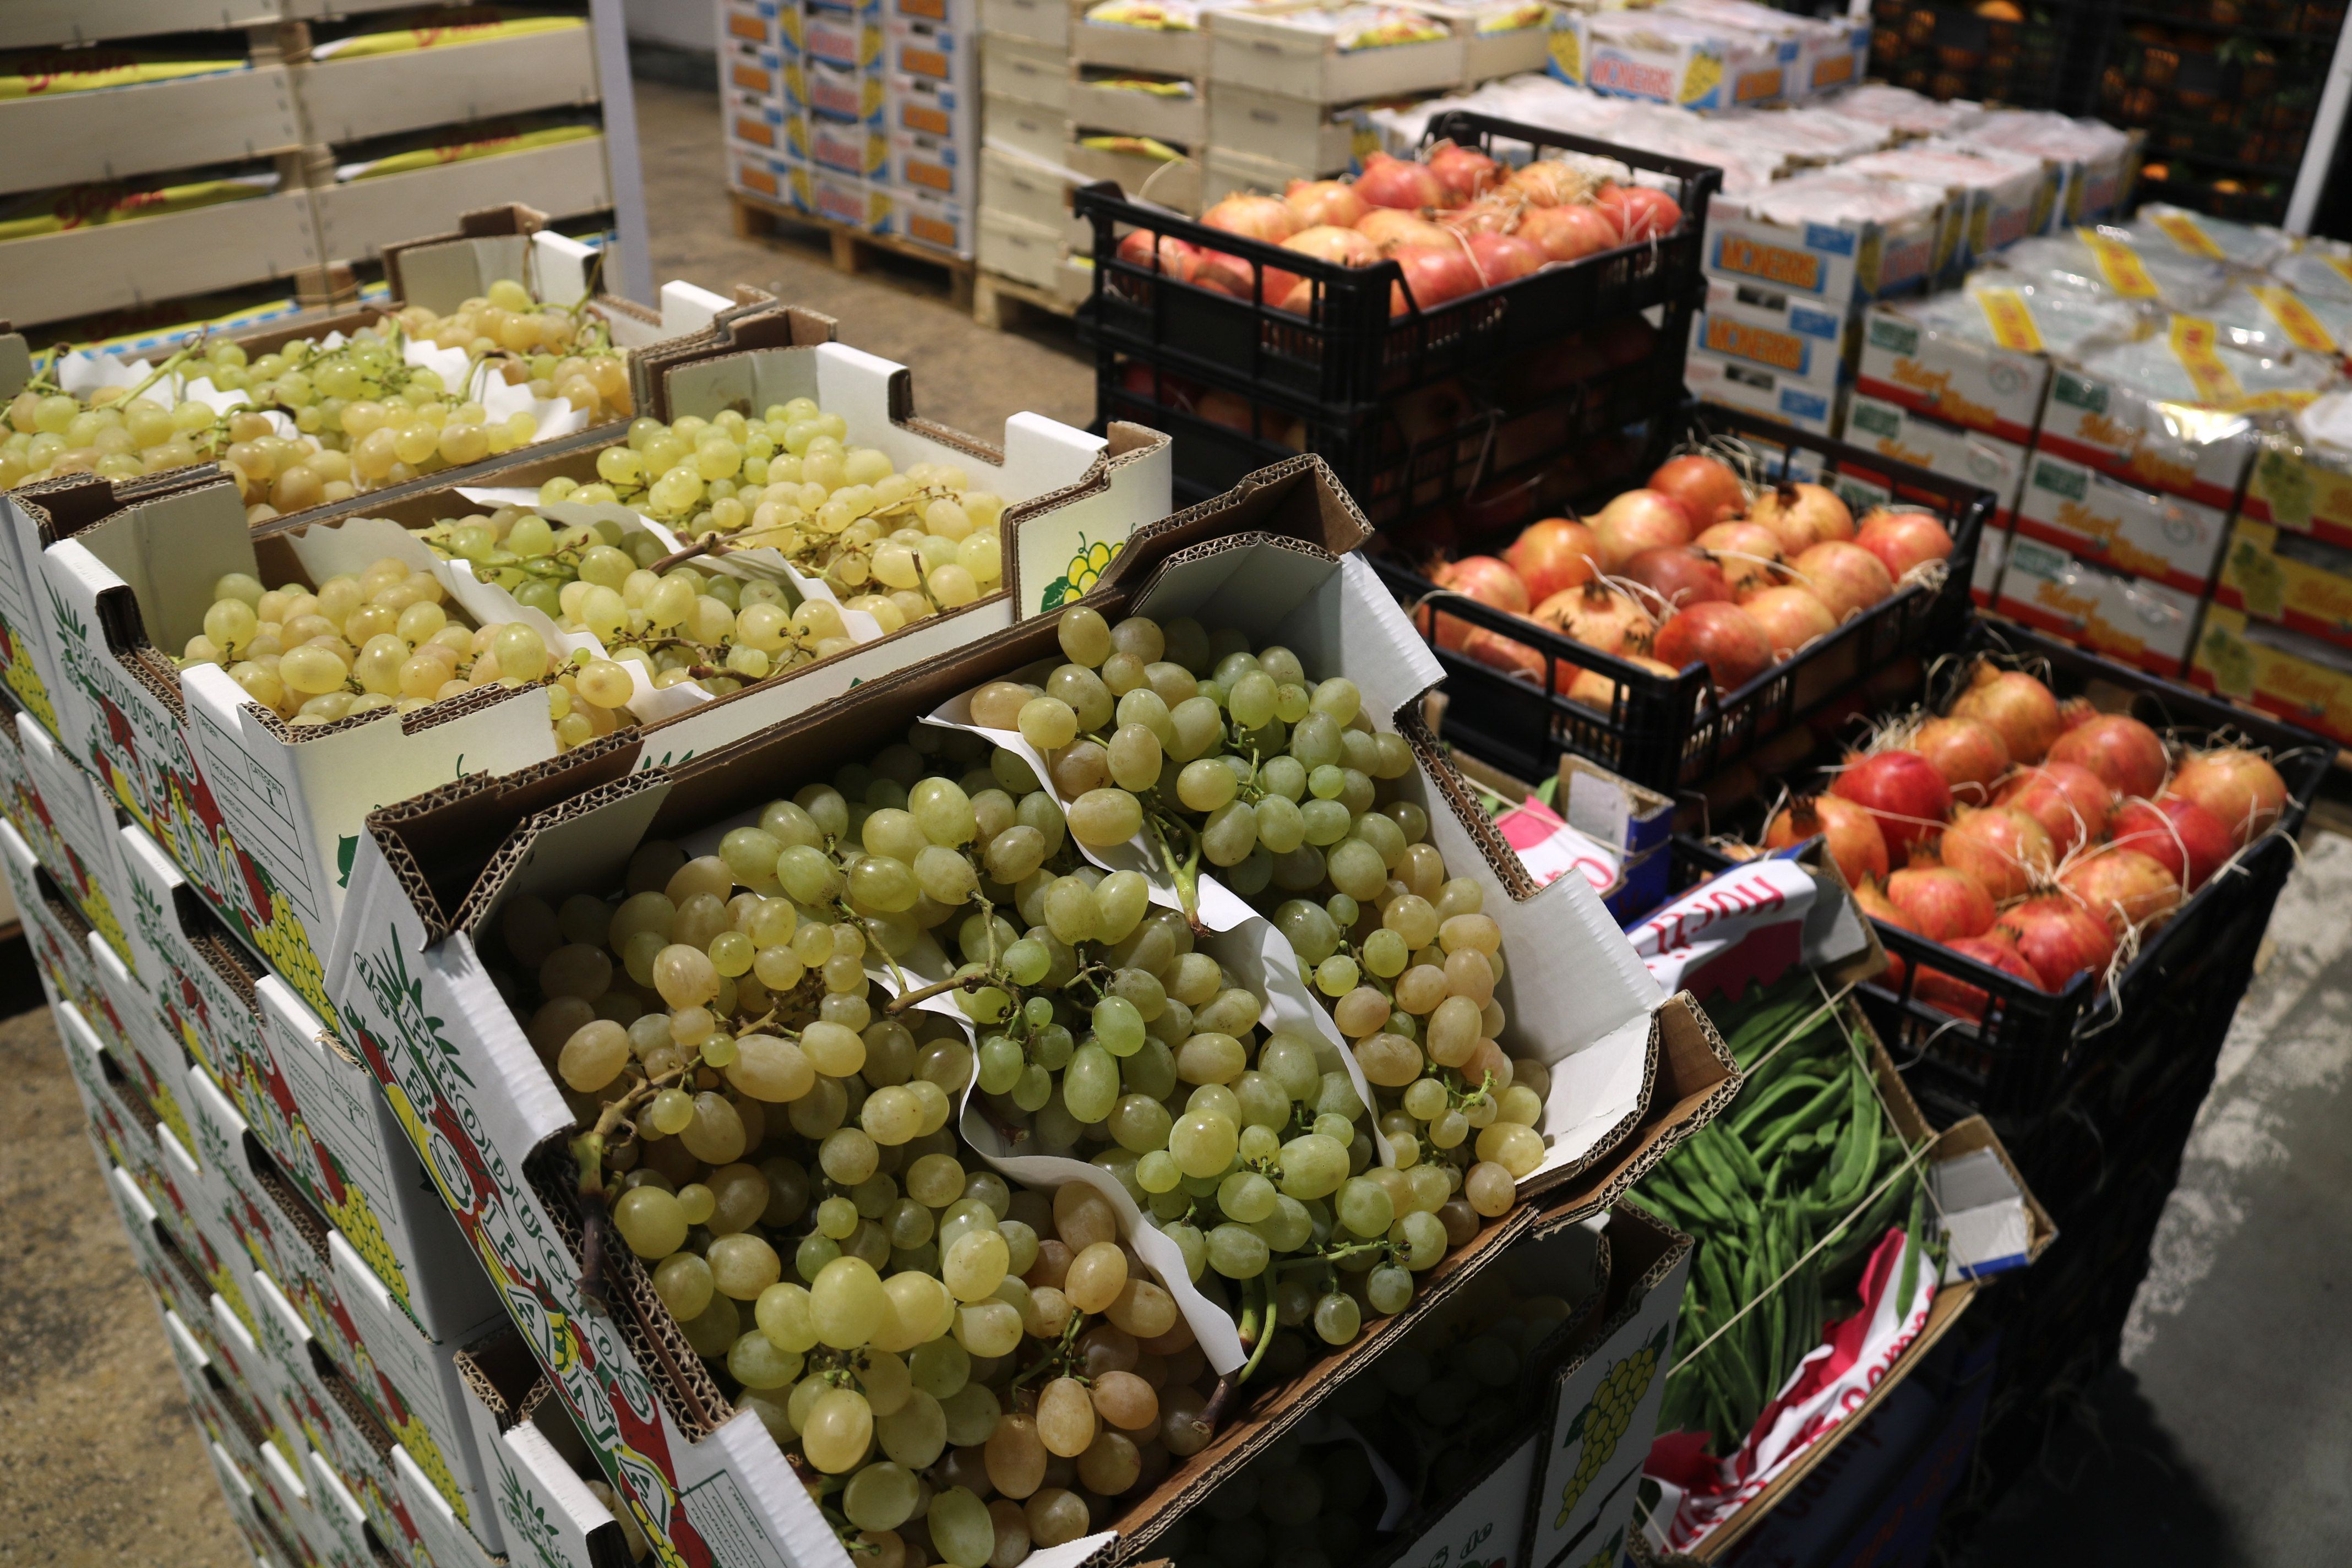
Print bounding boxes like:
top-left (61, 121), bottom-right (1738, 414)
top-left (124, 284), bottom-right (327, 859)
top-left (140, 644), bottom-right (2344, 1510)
top-left (1000, 420), bottom-right (1169, 612)
top-left (454, 1323), bottom-right (545, 1434)
top-left (1521, 994), bottom-right (1740, 1216)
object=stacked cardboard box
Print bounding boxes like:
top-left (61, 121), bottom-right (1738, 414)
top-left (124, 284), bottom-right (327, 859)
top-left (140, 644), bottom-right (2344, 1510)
top-left (722, 0), bottom-right (977, 256)
top-left (974, 0), bottom-right (1093, 301)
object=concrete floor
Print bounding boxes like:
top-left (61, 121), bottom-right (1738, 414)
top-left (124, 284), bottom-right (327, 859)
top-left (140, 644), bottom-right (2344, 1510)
top-left (9, 67), bottom-right (2352, 1568)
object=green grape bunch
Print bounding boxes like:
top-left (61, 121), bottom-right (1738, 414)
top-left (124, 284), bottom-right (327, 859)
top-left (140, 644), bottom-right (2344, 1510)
top-left (561, 397), bottom-right (1008, 632)
top-left (501, 841), bottom-right (1222, 1568)
top-left (415, 503), bottom-right (858, 709)
top-left (1553, 1322), bottom-right (1670, 1528)
top-left (973, 606), bottom-right (1555, 1229)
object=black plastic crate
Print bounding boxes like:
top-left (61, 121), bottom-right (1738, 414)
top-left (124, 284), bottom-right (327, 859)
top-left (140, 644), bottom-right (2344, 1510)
top-left (1101, 316), bottom-right (1687, 527)
top-left (1373, 402), bottom-right (1996, 790)
top-left (1675, 620), bottom-right (2327, 1120)
top-left (1075, 110), bottom-right (1721, 415)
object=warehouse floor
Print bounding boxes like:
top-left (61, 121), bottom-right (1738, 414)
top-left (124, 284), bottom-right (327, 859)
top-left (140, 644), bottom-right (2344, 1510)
top-left (6, 70), bottom-right (2352, 1568)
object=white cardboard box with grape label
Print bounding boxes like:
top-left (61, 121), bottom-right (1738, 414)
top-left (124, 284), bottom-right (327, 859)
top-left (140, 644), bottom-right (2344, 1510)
top-left (324, 455), bottom-right (1733, 1568)
top-left (15, 320), bottom-right (1166, 1036)
top-left (455, 1326), bottom-right (653, 1568)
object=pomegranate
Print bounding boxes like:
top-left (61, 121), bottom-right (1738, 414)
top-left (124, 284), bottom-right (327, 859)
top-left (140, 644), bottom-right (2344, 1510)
top-left (1950, 665), bottom-right (2063, 764)
top-left (1504, 517), bottom-right (1601, 603)
top-left (1855, 510), bottom-right (1955, 579)
top-left (2164, 748), bottom-right (2288, 846)
top-left (1518, 204), bottom-right (1619, 262)
top-left (2048, 712), bottom-right (2169, 801)
top-left (1887, 863), bottom-right (1996, 941)
top-left (1918, 932), bottom-right (2044, 1020)
top-left (1750, 482), bottom-right (1855, 554)
top-left (1442, 192), bottom-right (1523, 236)
top-left (1194, 389), bottom-right (1258, 432)
top-left (1653, 601), bottom-right (1774, 690)
top-left (1565, 652), bottom-right (1677, 713)
top-left (1591, 488), bottom-right (1694, 569)
top-left (1505, 160), bottom-right (1589, 207)
top-left (1265, 225), bottom-right (1380, 310)
top-left (1427, 554), bottom-right (1527, 651)
top-left (2059, 847), bottom-right (2182, 936)
top-left (1741, 585), bottom-right (1838, 654)
top-left (1537, 581), bottom-right (1654, 655)
top-left (1116, 230), bottom-right (1201, 281)
top-left (1389, 243), bottom-right (1486, 314)
top-left (1792, 541), bottom-right (1895, 619)
top-left (1851, 876), bottom-right (1914, 987)
top-left (1118, 360), bottom-right (1196, 413)
top-left (1201, 192), bottom-right (1296, 243)
top-left (1765, 794), bottom-right (1889, 889)
top-left (1464, 231), bottom-right (1547, 284)
top-left (1597, 183), bottom-right (1682, 239)
top-left (1461, 621), bottom-right (1548, 682)
top-left (1993, 762), bottom-right (2114, 856)
top-left (1831, 750), bottom-right (1953, 862)
top-left (1939, 805), bottom-right (2054, 903)
top-left (1910, 715), bottom-right (2011, 802)
top-left (2111, 795), bottom-right (2233, 891)
top-left (1697, 521), bottom-right (1783, 595)
top-left (2058, 696), bottom-right (2096, 733)
top-left (1355, 208), bottom-right (1455, 253)
top-left (1425, 140), bottom-right (1501, 203)
top-left (1624, 546), bottom-right (1733, 608)
top-left (1284, 177), bottom-right (1368, 230)
top-left (1353, 153), bottom-right (1447, 210)
top-left (1996, 896), bottom-right (2117, 992)
top-left (1649, 454), bottom-right (1747, 527)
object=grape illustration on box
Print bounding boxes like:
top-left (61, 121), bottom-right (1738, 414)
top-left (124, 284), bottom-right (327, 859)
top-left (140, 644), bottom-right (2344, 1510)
top-left (1039, 532), bottom-right (1121, 610)
top-left (1556, 1322), bottom-right (1670, 1525)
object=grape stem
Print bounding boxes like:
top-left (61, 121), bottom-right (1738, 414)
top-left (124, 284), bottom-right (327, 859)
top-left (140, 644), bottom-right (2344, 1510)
top-left (1145, 810), bottom-right (1210, 934)
top-left (649, 536), bottom-right (727, 573)
top-left (568, 1050), bottom-right (705, 1304)
top-left (1009, 1309), bottom-right (1089, 1389)
top-left (883, 971), bottom-right (995, 1014)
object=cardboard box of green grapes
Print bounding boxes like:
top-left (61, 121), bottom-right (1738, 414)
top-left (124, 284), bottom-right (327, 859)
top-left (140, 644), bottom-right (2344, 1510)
top-left (3, 305), bottom-right (1171, 1041)
top-left (324, 455), bottom-right (1736, 1568)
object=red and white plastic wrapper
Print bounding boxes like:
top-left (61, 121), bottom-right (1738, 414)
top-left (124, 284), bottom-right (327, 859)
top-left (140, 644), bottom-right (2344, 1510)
top-left (1641, 1226), bottom-right (1937, 1555)
top-left (1622, 855), bottom-right (1821, 997)
top-left (1492, 793), bottom-right (1621, 896)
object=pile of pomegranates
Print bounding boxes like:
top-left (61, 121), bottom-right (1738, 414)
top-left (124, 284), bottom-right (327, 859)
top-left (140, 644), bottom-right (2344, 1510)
top-left (1424, 449), bottom-right (1956, 705)
top-left (1758, 660), bottom-right (2291, 1021)
top-left (1113, 141), bottom-right (1684, 319)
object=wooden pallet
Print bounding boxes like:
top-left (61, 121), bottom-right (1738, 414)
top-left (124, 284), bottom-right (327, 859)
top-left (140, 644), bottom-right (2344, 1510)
top-left (729, 190), bottom-right (976, 309)
top-left (972, 269), bottom-right (1079, 331)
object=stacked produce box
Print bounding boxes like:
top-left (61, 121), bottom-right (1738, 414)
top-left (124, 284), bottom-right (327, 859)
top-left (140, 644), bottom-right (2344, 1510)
top-left (974, 0), bottom-right (1092, 301)
top-left (2, 2), bottom-right (638, 333)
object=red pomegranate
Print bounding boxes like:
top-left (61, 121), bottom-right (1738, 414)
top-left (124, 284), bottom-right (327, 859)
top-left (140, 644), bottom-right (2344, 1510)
top-left (2111, 795), bottom-right (2233, 891)
top-left (1536, 581), bottom-right (1654, 656)
top-left (2165, 748), bottom-right (2288, 847)
top-left (1854, 510), bottom-right (1955, 580)
top-left (1910, 715), bottom-right (2011, 802)
top-left (1591, 488), bottom-right (1694, 570)
top-left (1750, 482), bottom-right (1854, 554)
top-left (1504, 517), bottom-right (1602, 604)
top-left (1851, 876), bottom-right (1914, 988)
top-left (1428, 554), bottom-right (1527, 651)
top-left (1830, 750), bottom-right (1953, 862)
top-left (1648, 454), bottom-right (1747, 528)
top-left (2059, 848), bottom-right (2183, 937)
top-left (1950, 665), bottom-right (2063, 764)
top-left (1996, 896), bottom-right (2117, 992)
top-left (1792, 541), bottom-right (1896, 619)
top-left (2047, 713), bottom-right (2169, 801)
top-left (1886, 863), bottom-right (1996, 941)
top-left (1624, 546), bottom-right (1733, 608)
top-left (1765, 794), bottom-right (1889, 890)
top-left (1652, 601), bottom-right (1774, 690)
top-left (1992, 763), bottom-right (2114, 857)
top-left (1697, 521), bottom-right (1784, 595)
top-left (1917, 932), bottom-right (2044, 1020)
top-left (1742, 586), bottom-right (1838, 654)
top-left (1939, 805), bottom-right (2055, 903)
top-left (1565, 652), bottom-right (1678, 714)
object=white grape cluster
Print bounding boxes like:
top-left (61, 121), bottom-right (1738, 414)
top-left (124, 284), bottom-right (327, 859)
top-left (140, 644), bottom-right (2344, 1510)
top-left (569, 399), bottom-right (1007, 628)
top-left (987, 608), bottom-right (1553, 1216)
top-left (504, 835), bottom-right (1216, 1568)
top-left (176, 559), bottom-right (632, 747)
top-left (416, 504), bottom-right (857, 708)
top-left (4, 279), bottom-right (627, 515)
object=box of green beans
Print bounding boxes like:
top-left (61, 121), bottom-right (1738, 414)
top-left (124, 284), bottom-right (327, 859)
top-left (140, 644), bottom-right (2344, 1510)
top-left (1626, 977), bottom-right (2050, 1561)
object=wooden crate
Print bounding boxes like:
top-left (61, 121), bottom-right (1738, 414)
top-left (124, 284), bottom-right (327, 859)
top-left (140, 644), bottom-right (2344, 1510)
top-left (291, 28), bottom-right (600, 146)
top-left (0, 64), bottom-right (302, 198)
top-left (311, 136), bottom-right (612, 263)
top-left (0, 189), bottom-right (322, 326)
